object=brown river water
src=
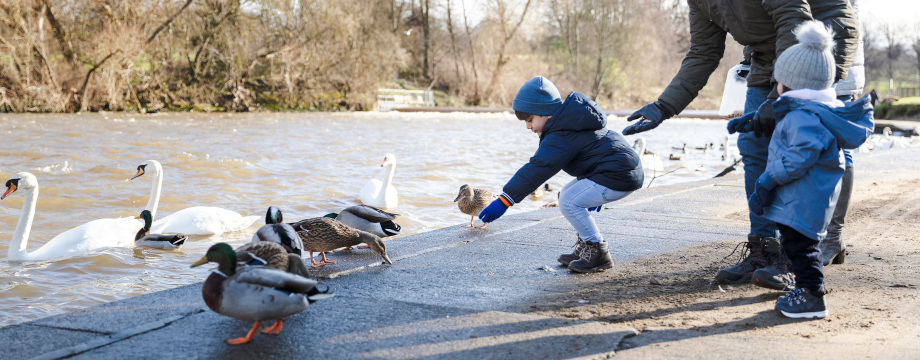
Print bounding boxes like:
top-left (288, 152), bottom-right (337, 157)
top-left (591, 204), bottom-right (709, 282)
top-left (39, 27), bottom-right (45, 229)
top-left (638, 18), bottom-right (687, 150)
top-left (0, 111), bottom-right (741, 326)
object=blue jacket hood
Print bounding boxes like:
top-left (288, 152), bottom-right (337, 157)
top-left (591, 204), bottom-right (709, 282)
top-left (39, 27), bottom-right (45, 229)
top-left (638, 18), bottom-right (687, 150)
top-left (541, 92), bottom-right (606, 137)
top-left (773, 94), bottom-right (874, 149)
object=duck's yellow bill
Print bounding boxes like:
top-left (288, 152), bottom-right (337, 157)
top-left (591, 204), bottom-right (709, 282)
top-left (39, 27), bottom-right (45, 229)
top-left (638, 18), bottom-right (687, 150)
top-left (190, 256), bottom-right (209, 268)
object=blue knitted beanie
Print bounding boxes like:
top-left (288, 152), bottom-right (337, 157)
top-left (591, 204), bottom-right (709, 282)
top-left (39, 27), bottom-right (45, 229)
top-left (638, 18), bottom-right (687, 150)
top-left (512, 76), bottom-right (562, 116)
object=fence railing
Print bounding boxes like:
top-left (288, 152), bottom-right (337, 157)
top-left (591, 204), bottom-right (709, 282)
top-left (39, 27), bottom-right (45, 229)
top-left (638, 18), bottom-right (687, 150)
top-left (376, 89), bottom-right (435, 111)
top-left (867, 79), bottom-right (920, 98)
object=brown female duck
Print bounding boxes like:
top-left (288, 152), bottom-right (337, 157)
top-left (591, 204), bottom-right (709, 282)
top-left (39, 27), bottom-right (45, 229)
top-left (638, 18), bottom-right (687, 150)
top-left (289, 217), bottom-right (393, 267)
top-left (235, 241), bottom-right (310, 277)
top-left (454, 184), bottom-right (494, 228)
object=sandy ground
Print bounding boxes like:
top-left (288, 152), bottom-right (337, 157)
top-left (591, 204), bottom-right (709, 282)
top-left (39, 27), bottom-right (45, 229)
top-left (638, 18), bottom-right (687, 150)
top-left (524, 172), bottom-right (920, 355)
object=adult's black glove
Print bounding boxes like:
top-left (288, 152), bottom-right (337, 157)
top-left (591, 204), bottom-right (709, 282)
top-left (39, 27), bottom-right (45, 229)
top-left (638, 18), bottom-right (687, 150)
top-left (623, 101), bottom-right (673, 135)
top-left (750, 100), bottom-right (776, 138)
top-left (725, 100), bottom-right (776, 138)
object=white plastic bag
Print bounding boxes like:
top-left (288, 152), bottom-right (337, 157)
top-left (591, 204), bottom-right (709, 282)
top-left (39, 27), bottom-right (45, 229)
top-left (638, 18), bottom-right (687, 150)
top-left (718, 63), bottom-right (749, 117)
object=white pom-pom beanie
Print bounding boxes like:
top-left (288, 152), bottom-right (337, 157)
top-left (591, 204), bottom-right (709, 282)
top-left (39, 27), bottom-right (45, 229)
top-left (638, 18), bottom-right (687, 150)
top-left (774, 20), bottom-right (837, 91)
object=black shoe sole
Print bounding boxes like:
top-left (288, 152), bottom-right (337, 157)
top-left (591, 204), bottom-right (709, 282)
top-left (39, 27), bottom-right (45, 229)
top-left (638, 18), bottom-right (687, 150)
top-left (569, 262), bottom-right (613, 273)
top-left (715, 272), bottom-right (753, 285)
top-left (752, 276), bottom-right (792, 291)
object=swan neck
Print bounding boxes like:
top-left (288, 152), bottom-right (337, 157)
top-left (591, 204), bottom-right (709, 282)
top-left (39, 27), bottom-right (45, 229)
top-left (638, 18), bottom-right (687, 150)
top-left (145, 165), bottom-right (163, 220)
top-left (382, 163), bottom-right (396, 186)
top-left (9, 185), bottom-right (37, 260)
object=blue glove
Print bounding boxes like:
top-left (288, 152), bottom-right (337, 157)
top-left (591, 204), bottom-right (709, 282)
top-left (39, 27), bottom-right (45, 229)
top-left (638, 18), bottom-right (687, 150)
top-left (747, 177), bottom-right (776, 216)
top-left (727, 100), bottom-right (777, 137)
top-left (623, 101), bottom-right (673, 135)
top-left (478, 194), bottom-right (512, 223)
top-left (587, 206), bottom-right (602, 212)
top-left (727, 111), bottom-right (755, 134)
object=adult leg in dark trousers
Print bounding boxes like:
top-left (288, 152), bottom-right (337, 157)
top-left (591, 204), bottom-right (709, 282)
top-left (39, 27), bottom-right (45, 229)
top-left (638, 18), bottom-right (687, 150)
top-left (822, 163), bottom-right (854, 265)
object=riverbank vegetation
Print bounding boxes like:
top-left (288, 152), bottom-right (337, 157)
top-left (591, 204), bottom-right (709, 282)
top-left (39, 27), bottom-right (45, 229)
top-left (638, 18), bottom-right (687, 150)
top-left (1, 0), bottom-right (918, 113)
top-left (875, 97), bottom-right (920, 120)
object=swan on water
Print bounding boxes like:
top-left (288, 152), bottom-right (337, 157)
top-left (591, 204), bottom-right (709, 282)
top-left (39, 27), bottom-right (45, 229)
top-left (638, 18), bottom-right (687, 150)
top-left (2, 172), bottom-right (140, 261)
top-left (633, 137), bottom-right (666, 172)
top-left (131, 160), bottom-right (259, 236)
top-left (359, 153), bottom-right (398, 210)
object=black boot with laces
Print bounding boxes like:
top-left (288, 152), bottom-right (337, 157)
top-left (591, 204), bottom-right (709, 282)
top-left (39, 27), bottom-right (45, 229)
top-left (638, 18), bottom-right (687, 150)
top-left (568, 241), bottom-right (613, 273)
top-left (557, 236), bottom-right (586, 267)
top-left (716, 235), bottom-right (770, 284)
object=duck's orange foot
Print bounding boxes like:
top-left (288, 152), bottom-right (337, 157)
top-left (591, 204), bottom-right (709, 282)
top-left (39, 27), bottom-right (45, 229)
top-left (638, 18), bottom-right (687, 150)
top-left (226, 322), bottom-right (260, 345)
top-left (320, 253), bottom-right (338, 265)
top-left (475, 223), bottom-right (488, 229)
top-left (261, 319), bottom-right (284, 335)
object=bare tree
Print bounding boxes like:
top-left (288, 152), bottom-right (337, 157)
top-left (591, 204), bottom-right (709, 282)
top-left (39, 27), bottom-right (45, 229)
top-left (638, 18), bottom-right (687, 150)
top-left (480, 0), bottom-right (532, 104)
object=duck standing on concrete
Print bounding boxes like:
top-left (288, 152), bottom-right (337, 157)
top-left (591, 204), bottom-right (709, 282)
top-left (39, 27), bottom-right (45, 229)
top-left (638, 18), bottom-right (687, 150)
top-left (235, 241), bottom-right (310, 278)
top-left (134, 210), bottom-right (187, 249)
top-left (290, 217), bottom-right (393, 267)
top-left (454, 184), bottom-right (494, 228)
top-left (324, 205), bottom-right (401, 238)
top-left (251, 206), bottom-right (304, 257)
top-left (191, 243), bottom-right (331, 345)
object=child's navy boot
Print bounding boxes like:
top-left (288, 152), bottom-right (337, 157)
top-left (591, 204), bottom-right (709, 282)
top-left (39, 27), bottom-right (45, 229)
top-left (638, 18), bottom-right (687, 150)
top-left (775, 287), bottom-right (827, 319)
top-left (557, 236), bottom-right (586, 266)
top-left (569, 241), bottom-right (613, 273)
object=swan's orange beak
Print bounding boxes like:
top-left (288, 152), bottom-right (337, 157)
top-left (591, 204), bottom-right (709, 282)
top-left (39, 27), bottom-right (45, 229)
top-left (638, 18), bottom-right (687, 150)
top-left (2, 183), bottom-right (16, 200)
top-left (130, 169), bottom-right (145, 180)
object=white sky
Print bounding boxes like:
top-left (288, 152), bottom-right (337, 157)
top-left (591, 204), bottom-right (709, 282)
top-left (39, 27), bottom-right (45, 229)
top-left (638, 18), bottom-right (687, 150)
top-left (859, 0), bottom-right (919, 26)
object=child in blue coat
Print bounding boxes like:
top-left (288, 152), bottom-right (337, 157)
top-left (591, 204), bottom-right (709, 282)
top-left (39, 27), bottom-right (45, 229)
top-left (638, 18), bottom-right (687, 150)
top-left (478, 76), bottom-right (644, 273)
top-left (746, 21), bottom-right (873, 318)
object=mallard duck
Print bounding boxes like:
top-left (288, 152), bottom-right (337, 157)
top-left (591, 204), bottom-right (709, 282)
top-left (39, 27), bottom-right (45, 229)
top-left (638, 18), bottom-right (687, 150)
top-left (324, 205), bottom-right (401, 238)
top-left (130, 160), bottom-right (259, 235)
top-left (3, 172), bottom-right (141, 261)
top-left (359, 153), bottom-right (398, 209)
top-left (289, 217), bottom-right (393, 267)
top-left (235, 241), bottom-right (310, 278)
top-left (454, 184), bottom-right (493, 228)
top-left (251, 206), bottom-right (304, 257)
top-left (191, 243), bottom-right (331, 345)
top-left (135, 210), bottom-right (187, 249)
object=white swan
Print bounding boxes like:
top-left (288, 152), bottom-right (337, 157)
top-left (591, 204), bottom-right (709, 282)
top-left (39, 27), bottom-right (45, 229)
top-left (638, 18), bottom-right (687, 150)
top-left (131, 160), bottom-right (259, 236)
top-left (633, 138), bottom-right (666, 172)
top-left (721, 135), bottom-right (740, 162)
top-left (3, 172), bottom-right (141, 261)
top-left (359, 153), bottom-right (398, 210)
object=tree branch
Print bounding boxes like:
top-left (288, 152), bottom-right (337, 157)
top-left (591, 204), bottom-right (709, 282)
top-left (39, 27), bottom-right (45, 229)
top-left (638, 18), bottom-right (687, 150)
top-left (147, 0), bottom-right (194, 43)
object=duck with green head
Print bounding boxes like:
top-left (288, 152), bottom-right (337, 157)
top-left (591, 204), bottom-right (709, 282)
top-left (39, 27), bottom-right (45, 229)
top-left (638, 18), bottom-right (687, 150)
top-left (135, 210), bottom-right (187, 249)
top-left (191, 243), bottom-right (331, 345)
top-left (251, 206), bottom-right (304, 256)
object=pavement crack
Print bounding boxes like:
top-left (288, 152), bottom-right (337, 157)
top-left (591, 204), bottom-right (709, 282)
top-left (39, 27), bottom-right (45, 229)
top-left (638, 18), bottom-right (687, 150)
top-left (30, 324), bottom-right (111, 335)
top-left (30, 310), bottom-right (200, 360)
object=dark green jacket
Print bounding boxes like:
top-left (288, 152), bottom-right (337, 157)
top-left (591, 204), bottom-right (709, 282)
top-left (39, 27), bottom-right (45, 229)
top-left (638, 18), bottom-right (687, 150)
top-left (658, 0), bottom-right (859, 114)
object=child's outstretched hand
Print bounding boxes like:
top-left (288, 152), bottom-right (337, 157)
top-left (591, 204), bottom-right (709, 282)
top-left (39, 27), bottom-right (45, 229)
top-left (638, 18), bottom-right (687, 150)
top-left (479, 194), bottom-right (513, 223)
top-left (587, 206), bottom-right (602, 212)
